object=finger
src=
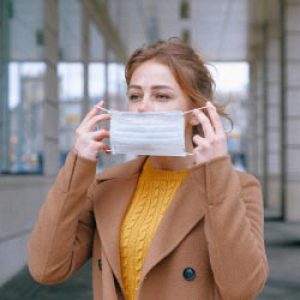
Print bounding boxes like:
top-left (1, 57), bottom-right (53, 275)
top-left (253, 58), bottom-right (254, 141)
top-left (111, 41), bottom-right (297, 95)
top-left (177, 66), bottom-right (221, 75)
top-left (91, 128), bottom-right (110, 141)
top-left (97, 141), bottom-right (111, 152)
top-left (207, 102), bottom-right (224, 135)
top-left (82, 100), bottom-right (105, 124)
top-left (193, 134), bottom-right (210, 149)
top-left (188, 112), bottom-right (200, 126)
top-left (84, 113), bottom-right (111, 132)
top-left (91, 141), bottom-right (110, 153)
top-left (193, 109), bottom-right (215, 141)
top-left (102, 144), bottom-right (111, 154)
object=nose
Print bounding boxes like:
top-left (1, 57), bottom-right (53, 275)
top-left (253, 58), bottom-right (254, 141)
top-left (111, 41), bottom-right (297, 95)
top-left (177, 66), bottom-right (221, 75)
top-left (137, 104), bottom-right (146, 113)
top-left (137, 96), bottom-right (151, 112)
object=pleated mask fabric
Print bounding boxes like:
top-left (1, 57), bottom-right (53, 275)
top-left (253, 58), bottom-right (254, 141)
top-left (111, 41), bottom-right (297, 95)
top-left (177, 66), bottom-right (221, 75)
top-left (109, 110), bottom-right (187, 156)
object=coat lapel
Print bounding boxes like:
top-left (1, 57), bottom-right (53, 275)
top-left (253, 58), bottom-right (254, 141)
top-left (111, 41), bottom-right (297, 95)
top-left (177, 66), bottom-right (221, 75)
top-left (140, 170), bottom-right (206, 283)
top-left (93, 157), bottom-right (147, 292)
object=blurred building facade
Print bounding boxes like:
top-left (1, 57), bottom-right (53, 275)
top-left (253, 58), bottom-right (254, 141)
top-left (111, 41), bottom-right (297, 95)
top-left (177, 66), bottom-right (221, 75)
top-left (0, 0), bottom-right (299, 286)
top-left (248, 0), bottom-right (300, 222)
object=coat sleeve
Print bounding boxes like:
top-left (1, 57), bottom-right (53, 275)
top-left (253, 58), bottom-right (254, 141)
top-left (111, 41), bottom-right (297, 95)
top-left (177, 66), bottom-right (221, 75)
top-left (193, 156), bottom-right (269, 300)
top-left (28, 151), bottom-right (97, 284)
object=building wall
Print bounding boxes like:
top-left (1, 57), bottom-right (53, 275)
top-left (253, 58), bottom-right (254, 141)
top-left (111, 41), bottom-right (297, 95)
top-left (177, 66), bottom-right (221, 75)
top-left (248, 0), bottom-right (300, 221)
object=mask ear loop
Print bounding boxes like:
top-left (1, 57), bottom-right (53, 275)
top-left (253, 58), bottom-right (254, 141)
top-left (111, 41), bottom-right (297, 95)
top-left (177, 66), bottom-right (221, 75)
top-left (183, 106), bottom-right (209, 115)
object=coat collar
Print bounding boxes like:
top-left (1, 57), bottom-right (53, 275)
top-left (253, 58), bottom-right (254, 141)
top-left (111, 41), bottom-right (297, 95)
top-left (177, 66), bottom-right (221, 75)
top-left (93, 156), bottom-right (206, 294)
top-left (95, 156), bottom-right (147, 182)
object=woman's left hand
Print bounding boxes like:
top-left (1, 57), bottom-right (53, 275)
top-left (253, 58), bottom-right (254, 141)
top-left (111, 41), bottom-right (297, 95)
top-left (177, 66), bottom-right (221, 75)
top-left (191, 101), bottom-right (228, 165)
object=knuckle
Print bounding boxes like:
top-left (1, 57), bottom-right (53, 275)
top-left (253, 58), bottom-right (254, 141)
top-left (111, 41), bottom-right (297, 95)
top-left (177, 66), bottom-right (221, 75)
top-left (210, 136), bottom-right (217, 144)
top-left (203, 141), bottom-right (210, 149)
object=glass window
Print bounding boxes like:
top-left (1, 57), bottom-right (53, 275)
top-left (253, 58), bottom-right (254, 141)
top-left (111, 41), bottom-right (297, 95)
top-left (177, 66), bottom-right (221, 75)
top-left (108, 62), bottom-right (126, 110)
top-left (89, 63), bottom-right (105, 107)
top-left (3, 62), bottom-right (46, 174)
top-left (58, 63), bottom-right (84, 101)
top-left (58, 63), bottom-right (83, 163)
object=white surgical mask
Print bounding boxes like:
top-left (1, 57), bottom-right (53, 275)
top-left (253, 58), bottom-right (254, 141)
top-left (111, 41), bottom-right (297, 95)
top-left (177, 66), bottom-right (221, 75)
top-left (98, 107), bottom-right (208, 157)
top-left (110, 110), bottom-right (186, 156)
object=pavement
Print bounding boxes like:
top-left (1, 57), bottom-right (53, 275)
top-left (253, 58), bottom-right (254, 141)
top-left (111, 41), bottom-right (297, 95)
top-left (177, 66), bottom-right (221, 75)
top-left (1, 211), bottom-right (300, 300)
top-left (257, 212), bottom-right (300, 300)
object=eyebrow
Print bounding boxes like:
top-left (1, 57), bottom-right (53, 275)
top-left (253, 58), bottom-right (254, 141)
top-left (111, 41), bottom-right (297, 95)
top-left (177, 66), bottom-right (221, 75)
top-left (127, 85), bottom-right (175, 91)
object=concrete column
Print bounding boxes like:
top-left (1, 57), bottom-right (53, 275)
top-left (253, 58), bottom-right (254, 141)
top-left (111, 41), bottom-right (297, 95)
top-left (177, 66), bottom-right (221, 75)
top-left (0, 0), bottom-right (10, 172)
top-left (43, 0), bottom-right (59, 176)
top-left (247, 54), bottom-right (258, 174)
top-left (104, 42), bottom-right (109, 105)
top-left (266, 17), bottom-right (282, 211)
top-left (285, 0), bottom-right (300, 221)
top-left (82, 1), bottom-right (90, 119)
top-left (248, 46), bottom-right (265, 181)
top-left (248, 1), bottom-right (284, 214)
top-left (256, 59), bottom-right (265, 181)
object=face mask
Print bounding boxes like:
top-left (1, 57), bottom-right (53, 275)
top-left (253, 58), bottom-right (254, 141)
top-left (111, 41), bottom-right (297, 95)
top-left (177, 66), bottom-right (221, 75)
top-left (98, 107), bottom-right (207, 157)
top-left (111, 110), bottom-right (187, 156)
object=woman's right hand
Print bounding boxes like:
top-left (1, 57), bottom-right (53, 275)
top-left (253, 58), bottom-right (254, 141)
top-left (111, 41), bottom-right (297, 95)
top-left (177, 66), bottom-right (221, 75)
top-left (73, 100), bottom-right (111, 161)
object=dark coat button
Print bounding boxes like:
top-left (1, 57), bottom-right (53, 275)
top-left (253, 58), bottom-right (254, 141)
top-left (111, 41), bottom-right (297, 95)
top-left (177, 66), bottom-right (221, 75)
top-left (183, 267), bottom-right (196, 281)
top-left (98, 259), bottom-right (102, 271)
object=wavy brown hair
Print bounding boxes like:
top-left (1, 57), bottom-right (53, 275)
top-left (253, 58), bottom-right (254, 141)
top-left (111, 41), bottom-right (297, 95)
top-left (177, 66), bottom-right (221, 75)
top-left (125, 39), bottom-right (231, 137)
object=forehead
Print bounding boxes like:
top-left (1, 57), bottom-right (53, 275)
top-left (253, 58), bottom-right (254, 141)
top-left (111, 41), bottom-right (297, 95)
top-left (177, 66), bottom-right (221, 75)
top-left (129, 60), bottom-right (179, 87)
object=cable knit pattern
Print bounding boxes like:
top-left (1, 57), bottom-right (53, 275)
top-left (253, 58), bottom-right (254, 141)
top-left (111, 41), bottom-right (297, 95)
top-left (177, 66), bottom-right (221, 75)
top-left (120, 159), bottom-right (188, 300)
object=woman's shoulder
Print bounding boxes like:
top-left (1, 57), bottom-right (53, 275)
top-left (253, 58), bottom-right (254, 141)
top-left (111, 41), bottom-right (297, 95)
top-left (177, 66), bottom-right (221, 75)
top-left (236, 168), bottom-right (262, 191)
top-left (95, 156), bottom-right (147, 183)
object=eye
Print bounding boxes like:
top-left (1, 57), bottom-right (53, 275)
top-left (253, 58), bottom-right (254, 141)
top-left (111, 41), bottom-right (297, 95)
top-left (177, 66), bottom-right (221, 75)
top-left (128, 94), bottom-right (142, 102)
top-left (155, 94), bottom-right (170, 102)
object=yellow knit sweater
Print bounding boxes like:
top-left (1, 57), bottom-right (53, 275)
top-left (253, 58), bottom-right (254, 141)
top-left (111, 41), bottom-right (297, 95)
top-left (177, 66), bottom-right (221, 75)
top-left (120, 158), bottom-right (189, 300)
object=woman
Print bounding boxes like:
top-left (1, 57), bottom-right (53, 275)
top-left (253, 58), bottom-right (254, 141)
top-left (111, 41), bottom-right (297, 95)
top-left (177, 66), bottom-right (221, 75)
top-left (28, 40), bottom-right (268, 300)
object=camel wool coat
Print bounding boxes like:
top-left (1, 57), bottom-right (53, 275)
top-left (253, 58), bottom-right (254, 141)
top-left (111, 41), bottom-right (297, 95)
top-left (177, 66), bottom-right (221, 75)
top-left (28, 151), bottom-right (268, 300)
